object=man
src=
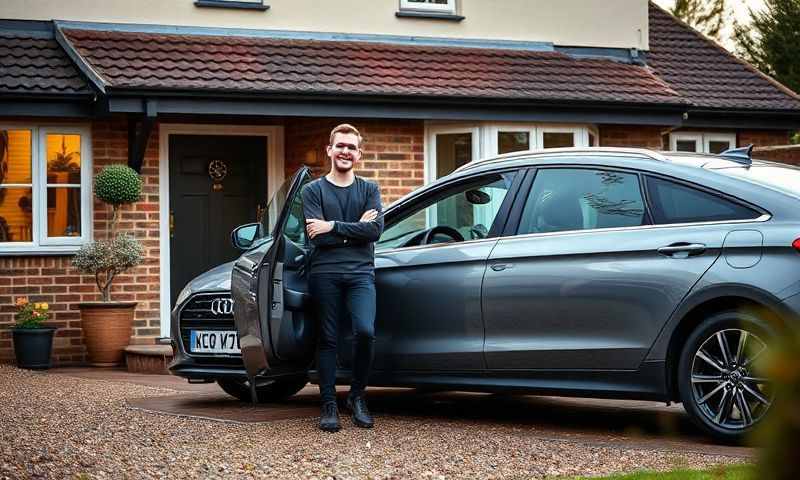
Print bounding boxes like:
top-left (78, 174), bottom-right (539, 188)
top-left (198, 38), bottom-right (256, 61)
top-left (302, 123), bottom-right (384, 432)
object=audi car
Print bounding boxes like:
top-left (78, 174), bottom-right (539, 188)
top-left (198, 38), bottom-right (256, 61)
top-left (169, 146), bottom-right (800, 442)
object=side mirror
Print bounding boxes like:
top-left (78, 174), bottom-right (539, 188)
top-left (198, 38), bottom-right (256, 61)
top-left (231, 223), bottom-right (261, 250)
top-left (465, 189), bottom-right (491, 205)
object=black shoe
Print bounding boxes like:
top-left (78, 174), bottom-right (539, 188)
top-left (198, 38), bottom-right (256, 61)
top-left (319, 402), bottom-right (340, 432)
top-left (346, 394), bottom-right (374, 428)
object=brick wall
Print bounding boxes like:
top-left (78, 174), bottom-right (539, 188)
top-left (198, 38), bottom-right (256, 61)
top-left (285, 118), bottom-right (425, 204)
top-left (0, 115), bottom-right (161, 365)
top-left (739, 130), bottom-right (791, 148)
top-left (754, 145), bottom-right (800, 165)
top-left (598, 125), bottom-right (665, 149)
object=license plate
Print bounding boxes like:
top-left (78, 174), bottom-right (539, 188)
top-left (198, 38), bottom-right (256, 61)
top-left (190, 330), bottom-right (241, 354)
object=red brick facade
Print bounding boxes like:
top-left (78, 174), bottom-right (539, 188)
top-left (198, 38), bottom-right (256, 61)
top-left (285, 118), bottom-right (425, 204)
top-left (0, 116), bottom-right (796, 366)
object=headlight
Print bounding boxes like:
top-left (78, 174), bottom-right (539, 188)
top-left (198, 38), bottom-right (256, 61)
top-left (175, 286), bottom-right (192, 307)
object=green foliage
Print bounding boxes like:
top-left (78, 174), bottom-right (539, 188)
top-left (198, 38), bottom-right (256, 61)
top-left (72, 233), bottom-right (144, 302)
top-left (13, 297), bottom-right (50, 329)
top-left (570, 464), bottom-right (755, 479)
top-left (734, 0), bottom-right (800, 94)
top-left (94, 164), bottom-right (142, 206)
top-left (671, 0), bottom-right (728, 41)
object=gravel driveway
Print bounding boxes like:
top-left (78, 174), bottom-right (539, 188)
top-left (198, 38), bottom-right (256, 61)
top-left (0, 365), bottom-right (748, 479)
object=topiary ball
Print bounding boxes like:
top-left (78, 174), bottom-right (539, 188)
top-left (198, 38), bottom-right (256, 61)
top-left (94, 164), bottom-right (142, 206)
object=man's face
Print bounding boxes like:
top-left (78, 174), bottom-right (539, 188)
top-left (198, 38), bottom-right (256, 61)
top-left (326, 132), bottom-right (361, 173)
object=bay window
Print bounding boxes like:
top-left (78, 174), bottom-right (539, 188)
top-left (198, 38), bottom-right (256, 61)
top-left (0, 125), bottom-right (92, 253)
top-left (427, 123), bottom-right (596, 182)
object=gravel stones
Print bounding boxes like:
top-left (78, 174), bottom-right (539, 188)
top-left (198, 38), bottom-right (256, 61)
top-left (0, 365), bottom-right (747, 479)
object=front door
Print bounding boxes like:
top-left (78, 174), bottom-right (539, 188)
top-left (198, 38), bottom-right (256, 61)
top-left (169, 135), bottom-right (267, 306)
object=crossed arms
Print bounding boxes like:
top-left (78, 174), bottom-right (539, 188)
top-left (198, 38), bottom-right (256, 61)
top-left (301, 182), bottom-right (384, 247)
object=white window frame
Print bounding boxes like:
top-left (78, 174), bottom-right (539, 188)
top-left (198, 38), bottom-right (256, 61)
top-left (425, 123), bottom-right (480, 184)
top-left (400, 0), bottom-right (456, 13)
top-left (538, 125), bottom-right (587, 150)
top-left (0, 124), bottom-right (93, 254)
top-left (704, 133), bottom-right (737, 154)
top-left (426, 122), bottom-right (593, 185)
top-left (670, 132), bottom-right (736, 154)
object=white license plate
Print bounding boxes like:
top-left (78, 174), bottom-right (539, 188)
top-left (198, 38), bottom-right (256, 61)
top-left (190, 330), bottom-right (241, 354)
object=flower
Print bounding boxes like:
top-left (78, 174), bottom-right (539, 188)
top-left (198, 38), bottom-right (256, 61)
top-left (15, 297), bottom-right (28, 307)
top-left (40, 303), bottom-right (49, 310)
top-left (34, 303), bottom-right (41, 309)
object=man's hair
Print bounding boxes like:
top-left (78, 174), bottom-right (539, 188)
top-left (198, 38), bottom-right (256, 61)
top-left (329, 123), bottom-right (363, 147)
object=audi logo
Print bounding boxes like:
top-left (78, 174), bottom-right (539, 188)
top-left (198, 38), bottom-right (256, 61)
top-left (210, 298), bottom-right (234, 315)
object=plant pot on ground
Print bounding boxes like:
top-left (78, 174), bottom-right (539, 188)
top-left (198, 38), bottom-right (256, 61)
top-left (11, 298), bottom-right (56, 369)
top-left (72, 165), bottom-right (144, 366)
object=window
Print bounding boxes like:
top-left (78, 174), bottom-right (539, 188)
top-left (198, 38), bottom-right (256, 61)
top-left (194, 0), bottom-right (269, 10)
top-left (378, 172), bottom-right (517, 250)
top-left (670, 132), bottom-right (735, 154)
top-left (427, 123), bottom-right (593, 182)
top-left (0, 126), bottom-right (92, 252)
top-left (518, 168), bottom-right (646, 235)
top-left (645, 176), bottom-right (760, 224)
top-left (400, 0), bottom-right (456, 13)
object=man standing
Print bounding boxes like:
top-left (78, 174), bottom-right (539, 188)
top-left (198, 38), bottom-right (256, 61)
top-left (302, 124), bottom-right (383, 432)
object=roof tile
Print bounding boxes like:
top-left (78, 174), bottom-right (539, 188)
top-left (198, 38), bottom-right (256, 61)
top-left (0, 31), bottom-right (92, 96)
top-left (61, 28), bottom-right (685, 106)
top-left (647, 2), bottom-right (800, 111)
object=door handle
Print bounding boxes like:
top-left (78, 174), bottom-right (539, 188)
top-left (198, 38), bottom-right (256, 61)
top-left (490, 263), bottom-right (513, 272)
top-left (658, 243), bottom-right (706, 257)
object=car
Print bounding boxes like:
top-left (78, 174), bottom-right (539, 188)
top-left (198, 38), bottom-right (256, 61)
top-left (169, 146), bottom-right (800, 442)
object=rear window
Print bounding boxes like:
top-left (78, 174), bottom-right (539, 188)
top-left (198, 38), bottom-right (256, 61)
top-left (646, 176), bottom-right (760, 224)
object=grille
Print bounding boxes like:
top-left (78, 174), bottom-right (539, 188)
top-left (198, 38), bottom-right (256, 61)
top-left (179, 292), bottom-right (242, 362)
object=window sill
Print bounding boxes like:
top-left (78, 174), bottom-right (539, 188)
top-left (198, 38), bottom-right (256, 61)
top-left (0, 245), bottom-right (83, 256)
top-left (194, 1), bottom-right (270, 11)
top-left (395, 11), bottom-right (465, 21)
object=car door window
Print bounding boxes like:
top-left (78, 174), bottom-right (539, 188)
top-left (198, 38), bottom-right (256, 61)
top-left (646, 176), bottom-right (760, 224)
top-left (518, 168), bottom-right (646, 234)
top-left (377, 172), bottom-right (517, 250)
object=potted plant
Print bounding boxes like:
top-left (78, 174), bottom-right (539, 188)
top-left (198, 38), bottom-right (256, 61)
top-left (72, 164), bottom-right (144, 366)
top-left (11, 297), bottom-right (56, 369)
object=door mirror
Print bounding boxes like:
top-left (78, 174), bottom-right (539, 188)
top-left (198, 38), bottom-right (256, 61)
top-left (231, 223), bottom-right (260, 250)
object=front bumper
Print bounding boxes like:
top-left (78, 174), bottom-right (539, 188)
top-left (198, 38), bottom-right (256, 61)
top-left (168, 291), bottom-right (248, 382)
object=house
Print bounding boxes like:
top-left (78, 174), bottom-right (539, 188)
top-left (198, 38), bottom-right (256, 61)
top-left (1, 0), bottom-right (799, 365)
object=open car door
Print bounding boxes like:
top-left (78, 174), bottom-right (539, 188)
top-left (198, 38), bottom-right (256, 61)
top-left (231, 167), bottom-right (314, 396)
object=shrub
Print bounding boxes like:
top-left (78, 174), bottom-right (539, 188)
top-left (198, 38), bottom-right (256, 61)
top-left (72, 234), bottom-right (144, 302)
top-left (71, 165), bottom-right (145, 302)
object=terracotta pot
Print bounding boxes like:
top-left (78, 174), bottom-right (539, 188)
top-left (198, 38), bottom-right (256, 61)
top-left (78, 302), bottom-right (137, 367)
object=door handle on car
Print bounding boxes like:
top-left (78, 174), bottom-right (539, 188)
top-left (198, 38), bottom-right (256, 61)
top-left (657, 243), bottom-right (706, 258)
top-left (490, 263), bottom-right (514, 272)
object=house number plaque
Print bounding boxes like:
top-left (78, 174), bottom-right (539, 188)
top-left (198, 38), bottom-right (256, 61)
top-left (208, 160), bottom-right (228, 191)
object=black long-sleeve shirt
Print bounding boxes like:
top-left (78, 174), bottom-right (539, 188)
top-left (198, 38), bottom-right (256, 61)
top-left (301, 176), bottom-right (383, 274)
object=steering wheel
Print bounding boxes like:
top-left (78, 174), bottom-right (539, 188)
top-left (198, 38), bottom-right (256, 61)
top-left (421, 225), bottom-right (465, 245)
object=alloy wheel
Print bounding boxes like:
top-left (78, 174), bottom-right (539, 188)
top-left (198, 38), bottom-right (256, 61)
top-left (690, 328), bottom-right (773, 430)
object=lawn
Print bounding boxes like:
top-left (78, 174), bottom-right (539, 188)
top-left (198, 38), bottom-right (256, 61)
top-left (569, 464), bottom-right (755, 479)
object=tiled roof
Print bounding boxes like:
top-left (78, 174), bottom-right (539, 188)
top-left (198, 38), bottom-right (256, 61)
top-left (60, 28), bottom-right (685, 106)
top-left (0, 29), bottom-right (92, 96)
top-left (647, 2), bottom-right (800, 111)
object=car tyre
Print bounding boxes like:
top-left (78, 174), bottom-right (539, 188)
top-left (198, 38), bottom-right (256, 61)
top-left (678, 309), bottom-right (776, 443)
top-left (217, 376), bottom-right (308, 403)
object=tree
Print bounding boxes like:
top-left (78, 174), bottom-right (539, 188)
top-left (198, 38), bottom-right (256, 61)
top-left (671, 0), bottom-right (728, 41)
top-left (734, 0), bottom-right (800, 94)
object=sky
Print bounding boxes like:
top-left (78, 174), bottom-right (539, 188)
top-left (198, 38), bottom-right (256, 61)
top-left (652, 0), bottom-right (767, 50)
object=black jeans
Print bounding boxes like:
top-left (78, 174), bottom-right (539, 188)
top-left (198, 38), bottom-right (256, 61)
top-left (310, 272), bottom-right (376, 405)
